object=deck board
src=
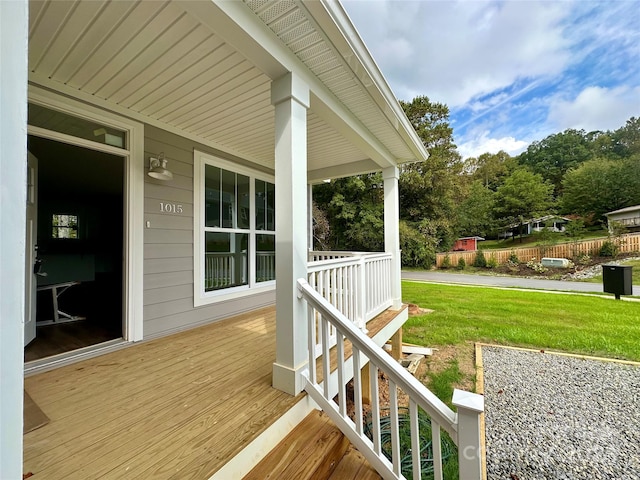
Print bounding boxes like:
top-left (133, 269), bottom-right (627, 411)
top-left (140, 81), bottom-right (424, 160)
top-left (24, 306), bottom-right (304, 480)
top-left (24, 305), bottom-right (406, 480)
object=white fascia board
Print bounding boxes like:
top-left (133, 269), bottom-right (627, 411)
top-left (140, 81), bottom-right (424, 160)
top-left (303, 0), bottom-right (429, 163)
top-left (185, 0), bottom-right (398, 169)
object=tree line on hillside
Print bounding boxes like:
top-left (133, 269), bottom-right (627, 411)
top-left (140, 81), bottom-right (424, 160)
top-left (313, 96), bottom-right (640, 268)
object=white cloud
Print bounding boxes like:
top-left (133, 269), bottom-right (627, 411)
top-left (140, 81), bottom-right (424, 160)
top-left (344, 0), bottom-right (573, 106)
top-left (548, 85), bottom-right (640, 132)
top-left (458, 133), bottom-right (528, 160)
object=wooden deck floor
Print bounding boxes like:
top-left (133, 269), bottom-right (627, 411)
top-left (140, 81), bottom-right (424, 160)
top-left (23, 306), bottom-right (304, 480)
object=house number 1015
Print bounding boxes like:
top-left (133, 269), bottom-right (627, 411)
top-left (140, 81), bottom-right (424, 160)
top-left (160, 202), bottom-right (183, 214)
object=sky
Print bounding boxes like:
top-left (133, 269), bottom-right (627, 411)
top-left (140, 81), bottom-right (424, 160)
top-left (342, 0), bottom-right (640, 160)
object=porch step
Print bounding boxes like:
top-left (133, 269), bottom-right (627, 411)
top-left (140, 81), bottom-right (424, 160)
top-left (243, 409), bottom-right (379, 480)
top-left (328, 445), bottom-right (382, 480)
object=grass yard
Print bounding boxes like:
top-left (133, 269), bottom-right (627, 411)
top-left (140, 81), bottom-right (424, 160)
top-left (402, 281), bottom-right (640, 361)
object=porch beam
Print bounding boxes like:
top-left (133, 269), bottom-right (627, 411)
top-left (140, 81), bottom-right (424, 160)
top-left (271, 72), bottom-right (310, 395)
top-left (0, 0), bottom-right (28, 477)
top-left (383, 166), bottom-right (402, 309)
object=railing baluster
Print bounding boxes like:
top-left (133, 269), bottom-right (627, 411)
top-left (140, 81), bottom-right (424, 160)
top-left (337, 331), bottom-right (346, 417)
top-left (307, 303), bottom-right (316, 384)
top-left (321, 314), bottom-right (331, 399)
top-left (370, 362), bottom-right (381, 455)
top-left (389, 379), bottom-right (401, 477)
top-left (331, 267), bottom-right (337, 307)
top-left (337, 266), bottom-right (343, 314)
top-left (432, 418), bottom-right (443, 480)
top-left (410, 399), bottom-right (421, 480)
top-left (353, 346), bottom-right (363, 436)
top-left (297, 278), bottom-right (484, 480)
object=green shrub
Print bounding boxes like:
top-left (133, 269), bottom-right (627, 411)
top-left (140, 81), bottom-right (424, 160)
top-left (577, 254), bottom-right (591, 265)
top-left (441, 254), bottom-right (452, 269)
top-left (473, 249), bottom-right (487, 268)
top-left (599, 240), bottom-right (619, 257)
top-left (456, 258), bottom-right (466, 270)
top-left (508, 251), bottom-right (519, 264)
top-left (487, 253), bottom-right (499, 269)
top-left (399, 221), bottom-right (436, 268)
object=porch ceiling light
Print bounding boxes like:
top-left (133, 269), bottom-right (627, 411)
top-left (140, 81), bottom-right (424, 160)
top-left (148, 153), bottom-right (173, 181)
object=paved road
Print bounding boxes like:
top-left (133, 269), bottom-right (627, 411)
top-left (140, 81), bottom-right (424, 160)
top-left (401, 270), bottom-right (640, 296)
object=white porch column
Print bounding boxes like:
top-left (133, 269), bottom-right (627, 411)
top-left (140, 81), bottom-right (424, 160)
top-left (0, 1), bottom-right (28, 478)
top-left (271, 72), bottom-right (310, 395)
top-left (383, 166), bottom-right (402, 309)
top-left (307, 183), bottom-right (313, 252)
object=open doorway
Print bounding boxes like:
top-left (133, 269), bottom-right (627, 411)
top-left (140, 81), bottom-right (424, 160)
top-left (24, 135), bottom-right (125, 362)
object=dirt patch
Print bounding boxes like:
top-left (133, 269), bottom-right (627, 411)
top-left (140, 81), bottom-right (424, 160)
top-left (408, 303), bottom-right (434, 316)
top-left (416, 341), bottom-right (477, 393)
top-left (342, 342), bottom-right (478, 423)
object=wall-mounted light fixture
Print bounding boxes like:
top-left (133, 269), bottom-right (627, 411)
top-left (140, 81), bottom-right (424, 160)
top-left (148, 152), bottom-right (173, 181)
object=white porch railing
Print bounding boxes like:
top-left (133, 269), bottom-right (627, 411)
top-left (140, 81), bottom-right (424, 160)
top-left (256, 251), bottom-right (276, 282)
top-left (297, 278), bottom-right (484, 480)
top-left (205, 252), bottom-right (247, 290)
top-left (307, 252), bottom-right (393, 357)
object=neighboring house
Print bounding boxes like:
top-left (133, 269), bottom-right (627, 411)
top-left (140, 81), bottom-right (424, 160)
top-left (1, 1), bottom-right (483, 479)
top-left (499, 215), bottom-right (569, 238)
top-left (453, 236), bottom-right (485, 251)
top-left (605, 205), bottom-right (640, 233)
top-left (530, 215), bottom-right (569, 233)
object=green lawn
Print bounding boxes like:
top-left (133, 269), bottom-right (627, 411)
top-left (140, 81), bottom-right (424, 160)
top-left (402, 281), bottom-right (640, 361)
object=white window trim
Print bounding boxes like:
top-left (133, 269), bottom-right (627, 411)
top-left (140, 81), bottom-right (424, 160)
top-left (193, 150), bottom-right (275, 307)
top-left (27, 85), bottom-right (144, 342)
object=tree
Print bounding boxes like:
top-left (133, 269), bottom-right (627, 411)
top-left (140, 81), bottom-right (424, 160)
top-left (493, 169), bottom-right (554, 242)
top-left (312, 174), bottom-right (384, 252)
top-left (517, 129), bottom-right (592, 195)
top-left (399, 96), bottom-right (463, 252)
top-left (463, 151), bottom-right (517, 191)
top-left (564, 219), bottom-right (586, 259)
top-left (561, 156), bottom-right (640, 222)
top-left (611, 117), bottom-right (640, 158)
top-left (457, 180), bottom-right (495, 237)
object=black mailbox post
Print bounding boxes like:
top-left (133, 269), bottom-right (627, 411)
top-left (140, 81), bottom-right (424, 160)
top-left (602, 264), bottom-right (633, 299)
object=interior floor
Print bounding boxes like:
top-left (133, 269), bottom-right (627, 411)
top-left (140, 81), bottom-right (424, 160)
top-left (24, 320), bottom-right (121, 362)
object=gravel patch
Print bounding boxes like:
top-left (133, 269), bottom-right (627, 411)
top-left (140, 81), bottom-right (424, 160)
top-left (481, 346), bottom-right (640, 479)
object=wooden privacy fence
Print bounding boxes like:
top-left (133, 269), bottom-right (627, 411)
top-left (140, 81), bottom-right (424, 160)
top-left (436, 233), bottom-right (640, 268)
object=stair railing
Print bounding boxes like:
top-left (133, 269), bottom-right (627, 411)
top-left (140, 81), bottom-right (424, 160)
top-left (297, 278), bottom-right (484, 480)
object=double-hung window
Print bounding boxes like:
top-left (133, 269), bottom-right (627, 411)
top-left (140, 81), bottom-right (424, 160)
top-left (194, 150), bottom-right (275, 305)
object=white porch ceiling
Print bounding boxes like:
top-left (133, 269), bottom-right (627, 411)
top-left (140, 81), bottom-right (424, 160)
top-left (28, 0), bottom-right (424, 179)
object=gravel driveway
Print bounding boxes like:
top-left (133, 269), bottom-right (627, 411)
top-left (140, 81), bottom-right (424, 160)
top-left (481, 346), bottom-right (640, 479)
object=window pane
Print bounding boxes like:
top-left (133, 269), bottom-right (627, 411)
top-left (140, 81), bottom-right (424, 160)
top-left (205, 165), bottom-right (221, 228)
top-left (237, 173), bottom-right (250, 229)
top-left (266, 181), bottom-right (275, 231)
top-left (256, 234), bottom-right (275, 282)
top-left (255, 179), bottom-right (266, 230)
top-left (204, 232), bottom-right (249, 291)
top-left (28, 103), bottom-right (126, 148)
top-left (52, 214), bottom-right (79, 239)
top-left (222, 169), bottom-right (235, 228)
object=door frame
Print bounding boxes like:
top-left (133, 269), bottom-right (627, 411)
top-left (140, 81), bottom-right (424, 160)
top-left (27, 85), bottom-right (144, 343)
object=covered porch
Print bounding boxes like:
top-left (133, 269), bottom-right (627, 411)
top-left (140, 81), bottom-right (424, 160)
top-left (23, 302), bottom-right (407, 480)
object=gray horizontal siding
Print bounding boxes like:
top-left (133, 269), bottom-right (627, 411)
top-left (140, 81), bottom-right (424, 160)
top-left (143, 125), bottom-right (275, 338)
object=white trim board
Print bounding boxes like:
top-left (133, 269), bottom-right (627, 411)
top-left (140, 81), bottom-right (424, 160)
top-left (27, 86), bottom-right (144, 343)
